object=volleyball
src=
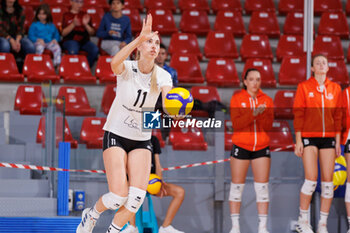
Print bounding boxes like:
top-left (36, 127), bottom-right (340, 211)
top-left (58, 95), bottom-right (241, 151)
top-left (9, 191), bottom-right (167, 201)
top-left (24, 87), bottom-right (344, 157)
top-left (147, 174), bottom-right (162, 195)
top-left (333, 155), bottom-right (347, 186)
top-left (164, 87), bottom-right (194, 117)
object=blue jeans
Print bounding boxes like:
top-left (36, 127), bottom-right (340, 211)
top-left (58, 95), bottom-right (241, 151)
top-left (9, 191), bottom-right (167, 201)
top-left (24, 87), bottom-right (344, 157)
top-left (0, 37), bottom-right (35, 55)
top-left (62, 40), bottom-right (99, 67)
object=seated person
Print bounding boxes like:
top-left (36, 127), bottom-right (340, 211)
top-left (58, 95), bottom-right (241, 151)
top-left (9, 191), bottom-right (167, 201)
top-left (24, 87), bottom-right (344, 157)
top-left (61, 0), bottom-right (99, 67)
top-left (122, 135), bottom-right (186, 233)
top-left (97, 0), bottom-right (132, 56)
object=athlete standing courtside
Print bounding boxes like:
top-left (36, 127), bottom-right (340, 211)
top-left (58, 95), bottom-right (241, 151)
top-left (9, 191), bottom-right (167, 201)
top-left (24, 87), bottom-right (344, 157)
top-left (294, 54), bottom-right (342, 233)
top-left (229, 69), bottom-right (274, 233)
top-left (76, 14), bottom-right (173, 233)
top-left (341, 86), bottom-right (350, 233)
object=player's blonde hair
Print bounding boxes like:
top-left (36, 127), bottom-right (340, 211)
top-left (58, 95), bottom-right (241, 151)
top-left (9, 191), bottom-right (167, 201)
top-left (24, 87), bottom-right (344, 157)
top-left (136, 50), bottom-right (158, 93)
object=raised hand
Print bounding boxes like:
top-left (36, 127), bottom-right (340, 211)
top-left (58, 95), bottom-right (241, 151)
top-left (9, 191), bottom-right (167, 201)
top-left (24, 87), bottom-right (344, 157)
top-left (138, 14), bottom-right (158, 42)
top-left (82, 14), bottom-right (91, 26)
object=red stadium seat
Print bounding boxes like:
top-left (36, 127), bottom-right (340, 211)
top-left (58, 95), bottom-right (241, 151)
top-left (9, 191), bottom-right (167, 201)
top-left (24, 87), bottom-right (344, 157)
top-left (23, 54), bottom-right (60, 83)
top-left (124, 0), bottom-right (143, 11)
top-left (206, 58), bottom-right (240, 87)
top-left (327, 59), bottom-right (350, 87)
top-left (214, 10), bottom-right (246, 37)
top-left (240, 34), bottom-right (273, 61)
top-left (278, 0), bottom-right (303, 14)
top-left (14, 85), bottom-right (47, 115)
top-left (36, 116), bottom-right (78, 148)
top-left (168, 33), bottom-right (202, 59)
top-left (19, 0), bottom-right (41, 7)
top-left (169, 54), bottom-right (204, 83)
top-left (179, 10), bottom-right (210, 36)
top-left (50, 6), bottom-right (69, 32)
top-left (43, 0), bottom-right (70, 6)
top-left (279, 56), bottom-right (306, 86)
top-left (243, 59), bottom-right (276, 87)
top-left (152, 129), bottom-right (165, 148)
top-left (211, 0), bottom-right (242, 13)
top-left (59, 55), bottom-right (96, 83)
top-left (244, 0), bottom-right (275, 14)
top-left (144, 0), bottom-right (176, 12)
top-left (268, 120), bottom-right (294, 151)
top-left (276, 35), bottom-right (304, 61)
top-left (84, 0), bottom-right (109, 9)
top-left (101, 84), bottom-right (116, 115)
top-left (122, 8), bottom-right (142, 35)
top-left (23, 6), bottom-right (35, 33)
top-left (347, 0), bottom-right (350, 15)
top-left (56, 86), bottom-right (96, 116)
top-left (314, 0), bottom-right (342, 15)
top-left (178, 0), bottom-right (210, 12)
top-left (273, 90), bottom-right (296, 119)
top-left (95, 56), bottom-right (115, 83)
top-left (82, 6), bottom-right (104, 30)
top-left (80, 117), bottom-right (106, 149)
top-left (191, 86), bottom-right (221, 117)
top-left (318, 12), bottom-right (349, 38)
top-left (0, 53), bottom-right (24, 82)
top-left (313, 35), bottom-right (344, 60)
top-left (248, 11), bottom-right (280, 38)
top-left (225, 120), bottom-right (233, 151)
top-left (148, 9), bottom-right (177, 35)
top-left (283, 11), bottom-right (304, 35)
top-left (204, 31), bottom-right (238, 59)
top-left (169, 120), bottom-right (208, 150)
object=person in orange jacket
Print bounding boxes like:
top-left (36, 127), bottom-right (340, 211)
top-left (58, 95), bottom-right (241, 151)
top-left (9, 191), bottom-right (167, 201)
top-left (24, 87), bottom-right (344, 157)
top-left (293, 54), bottom-right (342, 233)
top-left (228, 68), bottom-right (274, 233)
top-left (341, 86), bottom-right (350, 233)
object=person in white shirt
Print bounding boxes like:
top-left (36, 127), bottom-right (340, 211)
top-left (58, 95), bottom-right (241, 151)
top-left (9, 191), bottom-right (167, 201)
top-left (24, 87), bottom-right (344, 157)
top-left (76, 14), bottom-right (172, 233)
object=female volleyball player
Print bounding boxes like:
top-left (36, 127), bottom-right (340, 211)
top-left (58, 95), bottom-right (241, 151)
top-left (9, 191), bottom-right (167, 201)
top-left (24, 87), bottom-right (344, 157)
top-left (122, 135), bottom-right (185, 233)
top-left (294, 54), bottom-right (342, 233)
top-left (229, 69), bottom-right (274, 233)
top-left (341, 86), bottom-right (350, 233)
top-left (76, 14), bottom-right (173, 233)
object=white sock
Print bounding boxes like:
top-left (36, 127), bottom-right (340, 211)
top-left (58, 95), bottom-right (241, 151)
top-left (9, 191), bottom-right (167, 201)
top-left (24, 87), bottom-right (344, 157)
top-left (231, 213), bottom-right (239, 227)
top-left (347, 216), bottom-right (350, 227)
top-left (89, 205), bottom-right (101, 219)
top-left (258, 214), bottom-right (268, 228)
top-left (107, 223), bottom-right (122, 233)
top-left (299, 208), bottom-right (309, 222)
top-left (319, 211), bottom-right (328, 226)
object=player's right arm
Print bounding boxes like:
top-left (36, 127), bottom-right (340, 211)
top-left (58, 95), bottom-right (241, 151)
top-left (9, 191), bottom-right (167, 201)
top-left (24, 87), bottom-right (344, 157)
top-left (110, 14), bottom-right (158, 75)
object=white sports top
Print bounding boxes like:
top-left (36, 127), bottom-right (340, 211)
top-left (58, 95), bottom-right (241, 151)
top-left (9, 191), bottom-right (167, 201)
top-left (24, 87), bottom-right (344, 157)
top-left (103, 60), bottom-right (172, 140)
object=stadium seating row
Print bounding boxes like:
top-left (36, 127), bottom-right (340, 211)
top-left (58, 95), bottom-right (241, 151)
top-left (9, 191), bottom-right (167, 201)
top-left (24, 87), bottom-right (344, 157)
top-left (2, 51), bottom-right (349, 86)
top-left (35, 115), bottom-right (293, 152)
top-left (19, 0), bottom-right (347, 16)
top-left (14, 85), bottom-right (297, 121)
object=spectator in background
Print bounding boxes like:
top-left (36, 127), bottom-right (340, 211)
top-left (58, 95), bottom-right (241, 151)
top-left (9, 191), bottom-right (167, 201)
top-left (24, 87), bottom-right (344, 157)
top-left (97, 0), bottom-right (132, 56)
top-left (0, 0), bottom-right (35, 56)
top-left (155, 43), bottom-right (178, 87)
top-left (61, 0), bottom-right (99, 67)
top-left (28, 4), bottom-right (62, 67)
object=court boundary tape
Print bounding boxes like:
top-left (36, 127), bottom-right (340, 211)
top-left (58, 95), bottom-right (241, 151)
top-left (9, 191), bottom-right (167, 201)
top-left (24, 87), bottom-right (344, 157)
top-left (0, 145), bottom-right (294, 173)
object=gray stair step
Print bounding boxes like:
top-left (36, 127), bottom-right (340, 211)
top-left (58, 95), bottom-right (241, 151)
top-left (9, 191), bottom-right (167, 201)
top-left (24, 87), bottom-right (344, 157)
top-left (0, 197), bottom-right (57, 217)
top-left (0, 179), bottom-right (49, 197)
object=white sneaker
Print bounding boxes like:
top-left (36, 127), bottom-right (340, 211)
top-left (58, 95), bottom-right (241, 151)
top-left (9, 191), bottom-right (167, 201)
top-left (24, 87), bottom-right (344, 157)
top-left (317, 224), bottom-right (328, 233)
top-left (121, 224), bottom-right (139, 233)
top-left (229, 226), bottom-right (240, 233)
top-left (347, 229), bottom-right (350, 233)
top-left (76, 208), bottom-right (98, 233)
top-left (296, 220), bottom-right (314, 233)
top-left (258, 227), bottom-right (269, 233)
top-left (159, 225), bottom-right (185, 233)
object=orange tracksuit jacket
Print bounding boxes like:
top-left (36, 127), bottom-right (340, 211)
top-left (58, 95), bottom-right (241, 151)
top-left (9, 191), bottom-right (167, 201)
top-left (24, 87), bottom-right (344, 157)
top-left (230, 89), bottom-right (274, 151)
top-left (341, 87), bottom-right (350, 144)
top-left (293, 77), bottom-right (342, 138)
